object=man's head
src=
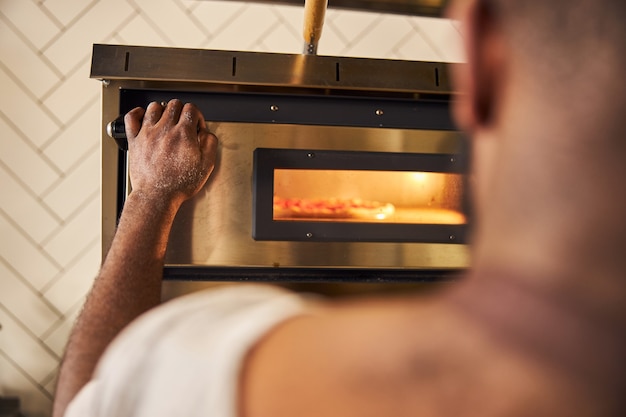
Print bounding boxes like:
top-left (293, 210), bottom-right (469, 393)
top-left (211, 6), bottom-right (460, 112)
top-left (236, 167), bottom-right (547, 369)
top-left (446, 0), bottom-right (626, 268)
top-left (449, 0), bottom-right (626, 134)
top-left (482, 0), bottom-right (626, 62)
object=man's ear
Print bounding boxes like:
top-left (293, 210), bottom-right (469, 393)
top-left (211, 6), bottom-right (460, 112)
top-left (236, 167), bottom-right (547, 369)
top-left (449, 0), bottom-right (507, 132)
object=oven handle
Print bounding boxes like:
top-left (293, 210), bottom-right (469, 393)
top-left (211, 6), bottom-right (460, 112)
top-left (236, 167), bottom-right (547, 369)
top-left (106, 115), bottom-right (128, 151)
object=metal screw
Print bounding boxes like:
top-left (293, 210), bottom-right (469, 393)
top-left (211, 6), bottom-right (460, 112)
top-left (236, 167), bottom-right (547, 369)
top-left (307, 152), bottom-right (315, 158)
top-left (306, 232), bottom-right (313, 238)
top-left (449, 235), bottom-right (456, 241)
top-left (375, 109), bottom-right (384, 116)
top-left (270, 105), bottom-right (279, 111)
top-left (450, 157), bottom-right (456, 163)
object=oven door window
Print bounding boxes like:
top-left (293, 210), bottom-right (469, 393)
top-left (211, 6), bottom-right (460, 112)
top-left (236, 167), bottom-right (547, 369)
top-left (274, 169), bottom-right (465, 224)
top-left (253, 148), bottom-right (469, 243)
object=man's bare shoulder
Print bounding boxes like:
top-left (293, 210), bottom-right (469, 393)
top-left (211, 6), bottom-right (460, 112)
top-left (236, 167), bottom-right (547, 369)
top-left (240, 286), bottom-right (598, 417)
top-left (238, 290), bottom-right (575, 417)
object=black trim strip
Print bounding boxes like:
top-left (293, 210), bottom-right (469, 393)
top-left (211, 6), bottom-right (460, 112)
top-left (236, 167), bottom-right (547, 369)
top-left (119, 89), bottom-right (455, 131)
top-left (163, 266), bottom-right (464, 283)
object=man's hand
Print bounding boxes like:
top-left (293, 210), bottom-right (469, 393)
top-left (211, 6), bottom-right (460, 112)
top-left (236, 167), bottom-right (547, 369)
top-left (53, 101), bottom-right (218, 417)
top-left (125, 100), bottom-right (218, 207)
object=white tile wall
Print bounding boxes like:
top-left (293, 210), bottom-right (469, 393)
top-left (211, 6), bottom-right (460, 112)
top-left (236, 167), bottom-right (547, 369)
top-left (0, 0), bottom-right (462, 415)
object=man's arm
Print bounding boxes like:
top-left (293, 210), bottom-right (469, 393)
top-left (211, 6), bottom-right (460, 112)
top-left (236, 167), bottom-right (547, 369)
top-left (52, 100), bottom-right (217, 417)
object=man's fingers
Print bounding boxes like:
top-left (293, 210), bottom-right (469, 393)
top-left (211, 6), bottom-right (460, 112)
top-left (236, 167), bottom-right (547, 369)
top-left (163, 99), bottom-right (183, 126)
top-left (199, 128), bottom-right (219, 177)
top-left (127, 101), bottom-right (213, 160)
top-left (124, 107), bottom-right (146, 140)
top-left (183, 103), bottom-right (217, 177)
top-left (197, 116), bottom-right (208, 135)
top-left (142, 101), bottom-right (165, 127)
top-left (180, 102), bottom-right (202, 130)
top-left (183, 103), bottom-right (216, 172)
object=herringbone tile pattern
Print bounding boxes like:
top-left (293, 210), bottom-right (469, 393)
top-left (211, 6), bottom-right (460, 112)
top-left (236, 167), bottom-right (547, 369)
top-left (0, 0), bottom-right (462, 415)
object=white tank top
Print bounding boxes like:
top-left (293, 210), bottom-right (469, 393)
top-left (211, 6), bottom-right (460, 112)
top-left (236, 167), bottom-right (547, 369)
top-left (65, 284), bottom-right (309, 417)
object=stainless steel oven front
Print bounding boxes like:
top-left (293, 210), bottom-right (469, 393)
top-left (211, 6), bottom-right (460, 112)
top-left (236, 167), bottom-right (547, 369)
top-left (92, 44), bottom-right (470, 283)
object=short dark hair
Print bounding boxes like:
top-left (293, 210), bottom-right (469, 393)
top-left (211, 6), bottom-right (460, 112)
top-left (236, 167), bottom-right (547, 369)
top-left (488, 0), bottom-right (626, 77)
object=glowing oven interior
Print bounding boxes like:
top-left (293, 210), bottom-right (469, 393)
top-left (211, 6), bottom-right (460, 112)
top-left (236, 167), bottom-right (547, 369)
top-left (273, 169), bottom-right (465, 225)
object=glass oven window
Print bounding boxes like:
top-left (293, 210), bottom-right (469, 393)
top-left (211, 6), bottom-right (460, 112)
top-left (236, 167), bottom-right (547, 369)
top-left (273, 169), bottom-right (465, 224)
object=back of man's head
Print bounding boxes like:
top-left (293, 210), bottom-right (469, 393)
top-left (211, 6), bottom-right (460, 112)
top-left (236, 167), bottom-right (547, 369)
top-left (449, 0), bottom-right (626, 263)
top-left (482, 0), bottom-right (626, 148)
top-left (491, 0), bottom-right (626, 84)
top-left (491, 0), bottom-right (625, 54)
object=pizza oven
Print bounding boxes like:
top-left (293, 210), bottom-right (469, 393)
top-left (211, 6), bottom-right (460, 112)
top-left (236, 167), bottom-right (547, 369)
top-left (91, 43), bottom-right (470, 283)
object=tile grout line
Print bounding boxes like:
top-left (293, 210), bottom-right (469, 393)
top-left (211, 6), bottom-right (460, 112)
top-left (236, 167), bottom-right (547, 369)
top-left (40, 366), bottom-right (59, 396)
top-left (324, 18), bottom-right (351, 48)
top-left (182, 0), bottom-right (200, 13)
top-left (99, 8), bottom-right (144, 47)
top-left (33, 0), bottom-right (64, 29)
top-left (389, 23), bottom-right (422, 60)
top-left (408, 18), bottom-right (445, 61)
top-left (126, 0), bottom-right (176, 46)
top-left (174, 0), bottom-right (212, 40)
top-left (0, 303), bottom-right (62, 363)
top-left (38, 143), bottom-right (100, 203)
top-left (39, 236), bottom-right (100, 298)
top-left (38, 300), bottom-right (85, 347)
top-left (39, 0), bottom-right (101, 54)
top-left (270, 5), bottom-right (301, 42)
top-left (39, 187), bottom-right (100, 248)
top-left (0, 107), bottom-right (65, 177)
top-left (37, 54), bottom-right (92, 106)
top-left (205, 2), bottom-right (250, 46)
top-left (338, 13), bottom-right (386, 56)
top-left (0, 209), bottom-right (64, 272)
top-left (0, 60), bottom-right (65, 129)
top-left (38, 2), bottom-right (142, 108)
top-left (0, 11), bottom-right (65, 81)
top-left (0, 161), bottom-right (64, 226)
top-left (0, 256), bottom-right (64, 319)
top-left (246, 15), bottom-right (283, 52)
top-left (0, 348), bottom-right (55, 401)
top-left (39, 93), bottom-right (100, 152)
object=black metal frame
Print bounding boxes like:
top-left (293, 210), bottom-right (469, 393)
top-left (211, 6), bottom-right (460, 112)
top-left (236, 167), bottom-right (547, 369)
top-left (114, 87), bottom-right (459, 220)
top-left (163, 265), bottom-right (463, 283)
top-left (253, 148), bottom-right (467, 243)
top-left (118, 88), bottom-right (454, 130)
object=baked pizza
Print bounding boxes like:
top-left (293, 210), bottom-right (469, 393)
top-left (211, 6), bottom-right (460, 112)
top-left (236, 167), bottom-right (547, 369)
top-left (273, 196), bottom-right (395, 220)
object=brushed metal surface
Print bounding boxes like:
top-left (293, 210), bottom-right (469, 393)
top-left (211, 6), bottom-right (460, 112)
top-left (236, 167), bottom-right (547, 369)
top-left (90, 44), bottom-right (454, 94)
top-left (165, 122), bottom-right (469, 268)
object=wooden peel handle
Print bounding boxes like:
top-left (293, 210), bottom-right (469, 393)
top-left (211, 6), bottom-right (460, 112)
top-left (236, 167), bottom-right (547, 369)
top-left (303, 0), bottom-right (328, 51)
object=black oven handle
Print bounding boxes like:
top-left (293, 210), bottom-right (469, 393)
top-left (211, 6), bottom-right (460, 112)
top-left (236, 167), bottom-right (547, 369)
top-left (106, 115), bottom-right (128, 151)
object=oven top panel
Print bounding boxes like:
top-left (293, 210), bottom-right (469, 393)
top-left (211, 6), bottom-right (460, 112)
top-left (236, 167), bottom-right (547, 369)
top-left (91, 44), bottom-right (454, 95)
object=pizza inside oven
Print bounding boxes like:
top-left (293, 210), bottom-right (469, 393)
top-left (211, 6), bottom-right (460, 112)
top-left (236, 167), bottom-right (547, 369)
top-left (273, 196), bottom-right (395, 220)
